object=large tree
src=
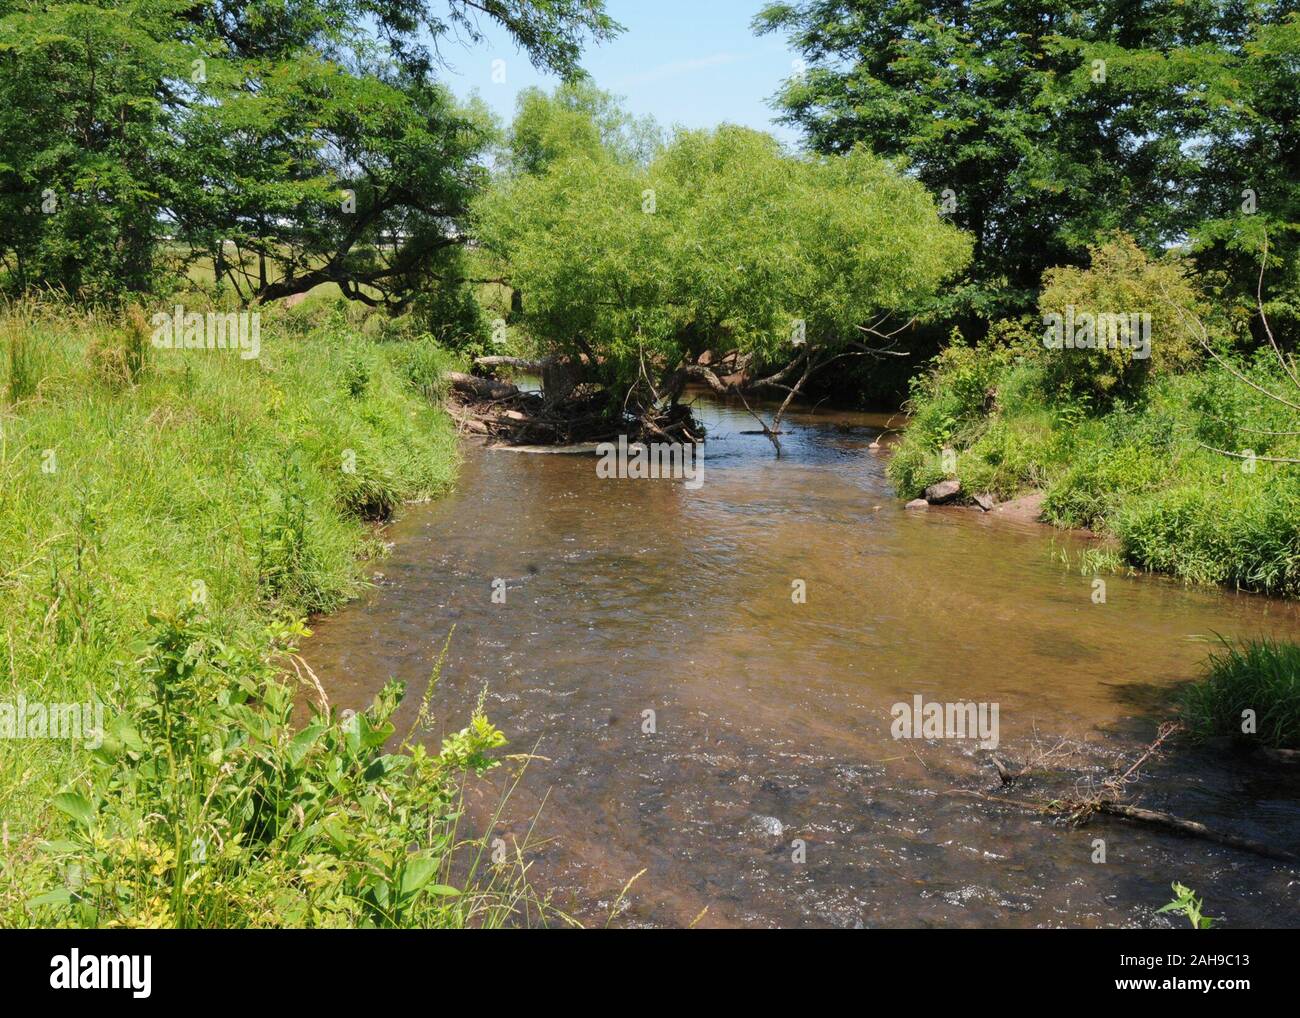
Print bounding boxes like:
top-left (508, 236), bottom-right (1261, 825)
top-left (0, 0), bottom-right (619, 303)
top-left (755, 1), bottom-right (1300, 338)
top-left (475, 122), bottom-right (970, 432)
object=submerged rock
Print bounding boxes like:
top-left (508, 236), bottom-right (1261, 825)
top-left (745, 814), bottom-right (785, 848)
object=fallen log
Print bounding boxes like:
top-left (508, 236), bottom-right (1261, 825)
top-left (473, 355), bottom-right (548, 373)
top-left (445, 371), bottom-right (519, 401)
top-left (945, 789), bottom-right (1297, 865)
top-left (442, 403), bottom-right (489, 434)
top-left (1096, 801), bottom-right (1299, 864)
top-left (487, 442), bottom-right (604, 455)
top-left (449, 352), bottom-right (704, 446)
top-left (472, 354), bottom-right (583, 402)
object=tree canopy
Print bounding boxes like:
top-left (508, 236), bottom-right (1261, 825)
top-left (0, 0), bottom-right (620, 303)
top-left (501, 79), bottom-right (662, 177)
top-left (755, 1), bottom-right (1300, 340)
top-left (475, 120), bottom-right (971, 401)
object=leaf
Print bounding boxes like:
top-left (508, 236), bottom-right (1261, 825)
top-left (343, 717), bottom-right (361, 756)
top-left (52, 792), bottom-right (94, 828)
top-left (399, 854), bottom-right (440, 898)
top-left (38, 839), bottom-right (82, 854)
top-left (364, 753), bottom-right (409, 781)
top-left (287, 722), bottom-right (326, 767)
top-left (27, 887), bottom-right (73, 908)
top-left (359, 714), bottom-right (395, 750)
top-left (111, 715), bottom-right (146, 754)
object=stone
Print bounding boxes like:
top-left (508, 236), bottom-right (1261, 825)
top-left (973, 492), bottom-right (997, 512)
top-left (905, 498), bottom-right (929, 509)
top-left (745, 814), bottom-right (784, 848)
top-left (924, 478), bottom-right (961, 504)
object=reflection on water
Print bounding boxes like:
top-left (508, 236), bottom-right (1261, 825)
top-left (305, 391), bottom-right (1300, 928)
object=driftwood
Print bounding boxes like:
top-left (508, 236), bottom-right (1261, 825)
top-left (444, 372), bottom-right (623, 446)
top-left (1097, 801), bottom-right (1298, 863)
top-left (445, 371), bottom-right (519, 401)
top-left (458, 336), bottom-right (913, 448)
top-left (473, 356), bottom-right (547, 372)
top-left (458, 334), bottom-right (885, 451)
top-left (449, 412), bottom-right (488, 434)
top-left (954, 723), bottom-right (1297, 866)
top-left (946, 789), bottom-right (1297, 865)
top-left (457, 344), bottom-right (704, 447)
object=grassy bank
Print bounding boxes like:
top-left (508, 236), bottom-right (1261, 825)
top-left (888, 337), bottom-right (1300, 597)
top-left (0, 296), bottom-right (519, 927)
top-left (1180, 639), bottom-right (1300, 750)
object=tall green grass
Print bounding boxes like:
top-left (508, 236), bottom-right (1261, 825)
top-left (1179, 639), bottom-right (1300, 750)
top-left (0, 297), bottom-right (528, 926)
top-left (888, 340), bottom-right (1300, 597)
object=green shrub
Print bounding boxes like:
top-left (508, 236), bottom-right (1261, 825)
top-left (392, 335), bottom-right (465, 402)
top-left (30, 611), bottom-right (511, 928)
top-left (1185, 349), bottom-right (1300, 460)
top-left (413, 261), bottom-right (492, 355)
top-left (890, 308), bottom-right (1300, 598)
top-left (888, 441), bottom-right (947, 499)
top-left (1044, 442), bottom-right (1168, 530)
top-left (1038, 234), bottom-right (1209, 400)
top-left (888, 338), bottom-right (1022, 498)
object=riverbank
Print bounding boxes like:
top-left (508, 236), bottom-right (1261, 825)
top-left (888, 339), bottom-right (1300, 597)
top-left (0, 297), bottom-right (519, 927)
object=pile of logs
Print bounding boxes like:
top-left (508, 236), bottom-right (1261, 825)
top-left (443, 355), bottom-right (703, 446)
top-left (443, 370), bottom-right (612, 445)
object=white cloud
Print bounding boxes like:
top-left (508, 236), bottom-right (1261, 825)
top-left (615, 52), bottom-right (745, 88)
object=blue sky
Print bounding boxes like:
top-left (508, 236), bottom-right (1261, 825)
top-left (439, 0), bottom-right (804, 147)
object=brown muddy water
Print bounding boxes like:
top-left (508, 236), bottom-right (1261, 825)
top-left (305, 389), bottom-right (1300, 928)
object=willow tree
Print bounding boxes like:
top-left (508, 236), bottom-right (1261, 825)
top-left (474, 124), bottom-right (970, 437)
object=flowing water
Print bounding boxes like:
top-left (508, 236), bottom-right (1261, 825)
top-left (305, 389), bottom-right (1300, 928)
